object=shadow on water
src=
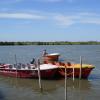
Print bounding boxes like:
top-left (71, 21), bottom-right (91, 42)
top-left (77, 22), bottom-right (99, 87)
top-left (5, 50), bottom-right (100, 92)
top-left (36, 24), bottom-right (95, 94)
top-left (0, 91), bottom-right (5, 100)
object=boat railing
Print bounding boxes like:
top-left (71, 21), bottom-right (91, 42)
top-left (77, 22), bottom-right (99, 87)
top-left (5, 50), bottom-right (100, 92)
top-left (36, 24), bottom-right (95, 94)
top-left (13, 63), bottom-right (37, 70)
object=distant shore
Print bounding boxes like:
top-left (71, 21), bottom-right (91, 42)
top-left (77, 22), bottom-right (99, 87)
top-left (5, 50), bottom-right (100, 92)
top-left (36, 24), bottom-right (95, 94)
top-left (0, 41), bottom-right (100, 45)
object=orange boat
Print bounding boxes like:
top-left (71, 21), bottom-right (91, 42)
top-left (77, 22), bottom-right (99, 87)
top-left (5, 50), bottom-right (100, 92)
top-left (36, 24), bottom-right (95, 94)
top-left (56, 62), bottom-right (95, 79)
top-left (43, 53), bottom-right (60, 63)
top-left (42, 51), bottom-right (95, 79)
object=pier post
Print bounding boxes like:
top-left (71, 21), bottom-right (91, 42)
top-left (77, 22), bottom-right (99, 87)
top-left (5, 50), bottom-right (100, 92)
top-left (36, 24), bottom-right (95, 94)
top-left (15, 54), bottom-right (17, 78)
top-left (37, 59), bottom-right (42, 91)
top-left (73, 64), bottom-right (75, 81)
top-left (79, 56), bottom-right (82, 79)
top-left (65, 65), bottom-right (67, 100)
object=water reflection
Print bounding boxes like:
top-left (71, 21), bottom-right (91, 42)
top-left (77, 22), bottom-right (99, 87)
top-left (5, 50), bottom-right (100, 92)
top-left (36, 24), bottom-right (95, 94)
top-left (0, 76), bottom-right (92, 93)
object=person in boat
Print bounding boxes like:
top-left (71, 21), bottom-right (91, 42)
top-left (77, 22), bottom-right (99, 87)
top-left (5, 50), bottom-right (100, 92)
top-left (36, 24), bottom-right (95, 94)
top-left (42, 49), bottom-right (48, 56)
top-left (30, 58), bottom-right (37, 68)
top-left (30, 58), bottom-right (35, 64)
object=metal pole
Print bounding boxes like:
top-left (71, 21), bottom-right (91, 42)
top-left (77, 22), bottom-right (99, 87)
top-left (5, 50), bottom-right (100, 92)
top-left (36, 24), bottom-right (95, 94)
top-left (65, 65), bottom-right (67, 100)
top-left (79, 56), bottom-right (82, 79)
top-left (37, 59), bottom-right (42, 91)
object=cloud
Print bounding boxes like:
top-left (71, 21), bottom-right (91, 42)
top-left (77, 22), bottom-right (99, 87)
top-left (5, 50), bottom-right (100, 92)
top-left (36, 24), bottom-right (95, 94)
top-left (0, 0), bottom-right (23, 4)
top-left (0, 0), bottom-right (62, 4)
top-left (35, 0), bottom-right (62, 2)
top-left (53, 15), bottom-right (75, 26)
top-left (79, 12), bottom-right (100, 25)
top-left (81, 18), bottom-right (100, 24)
top-left (0, 11), bottom-right (100, 27)
top-left (34, 0), bottom-right (75, 3)
top-left (53, 12), bottom-right (100, 27)
top-left (67, 0), bottom-right (75, 3)
top-left (0, 13), bottom-right (45, 20)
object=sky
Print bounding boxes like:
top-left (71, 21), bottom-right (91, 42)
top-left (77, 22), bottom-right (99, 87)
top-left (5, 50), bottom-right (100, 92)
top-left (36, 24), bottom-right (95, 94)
top-left (0, 0), bottom-right (100, 42)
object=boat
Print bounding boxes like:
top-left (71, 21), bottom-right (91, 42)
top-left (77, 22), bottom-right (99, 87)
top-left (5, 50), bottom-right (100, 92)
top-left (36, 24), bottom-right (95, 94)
top-left (55, 62), bottom-right (95, 79)
top-left (0, 63), bottom-right (59, 79)
top-left (43, 53), bottom-right (60, 63)
top-left (42, 52), bottom-right (95, 79)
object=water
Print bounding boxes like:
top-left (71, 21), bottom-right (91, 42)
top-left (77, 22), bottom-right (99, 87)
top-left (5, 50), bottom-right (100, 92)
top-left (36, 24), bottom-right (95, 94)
top-left (0, 45), bottom-right (100, 100)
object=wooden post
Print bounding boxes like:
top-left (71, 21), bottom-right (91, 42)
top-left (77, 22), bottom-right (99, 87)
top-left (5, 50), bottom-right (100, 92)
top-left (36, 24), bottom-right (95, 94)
top-left (15, 54), bottom-right (17, 78)
top-left (65, 65), bottom-right (67, 100)
top-left (37, 59), bottom-right (42, 91)
top-left (79, 56), bottom-right (82, 79)
top-left (73, 64), bottom-right (75, 81)
top-left (15, 54), bottom-right (17, 65)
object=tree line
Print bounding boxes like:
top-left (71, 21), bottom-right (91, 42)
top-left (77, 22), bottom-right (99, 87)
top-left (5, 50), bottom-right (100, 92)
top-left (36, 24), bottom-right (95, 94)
top-left (0, 41), bottom-right (100, 45)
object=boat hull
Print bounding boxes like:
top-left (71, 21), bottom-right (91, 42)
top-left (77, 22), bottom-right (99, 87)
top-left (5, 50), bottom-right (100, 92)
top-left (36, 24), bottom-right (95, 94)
top-left (0, 68), bottom-right (58, 79)
top-left (32, 69), bottom-right (58, 79)
top-left (0, 69), bottom-right (34, 78)
top-left (58, 67), bottom-right (94, 79)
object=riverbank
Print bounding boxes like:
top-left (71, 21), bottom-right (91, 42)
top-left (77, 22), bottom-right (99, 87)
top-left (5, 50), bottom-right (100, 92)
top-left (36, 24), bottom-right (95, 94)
top-left (0, 41), bottom-right (100, 45)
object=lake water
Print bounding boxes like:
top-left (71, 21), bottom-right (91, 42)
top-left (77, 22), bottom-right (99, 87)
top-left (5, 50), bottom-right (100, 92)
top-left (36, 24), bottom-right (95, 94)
top-left (0, 45), bottom-right (100, 100)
